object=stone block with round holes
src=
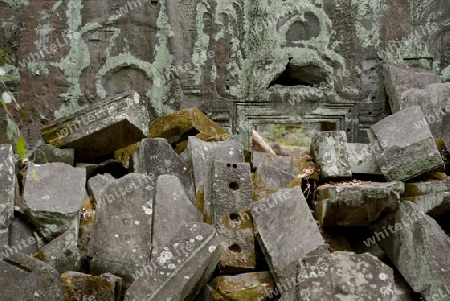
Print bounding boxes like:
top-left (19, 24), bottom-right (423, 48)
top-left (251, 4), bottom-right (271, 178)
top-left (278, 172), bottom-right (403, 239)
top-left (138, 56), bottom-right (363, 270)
top-left (211, 161), bottom-right (255, 272)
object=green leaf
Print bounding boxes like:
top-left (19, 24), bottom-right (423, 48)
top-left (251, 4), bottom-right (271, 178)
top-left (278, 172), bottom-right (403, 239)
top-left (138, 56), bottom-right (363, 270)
top-left (15, 135), bottom-right (26, 161)
top-left (0, 49), bottom-right (10, 58)
top-left (19, 107), bottom-right (29, 119)
top-left (32, 169), bottom-right (38, 181)
top-left (4, 74), bottom-right (18, 86)
top-left (6, 119), bottom-right (15, 140)
top-left (0, 97), bottom-right (8, 110)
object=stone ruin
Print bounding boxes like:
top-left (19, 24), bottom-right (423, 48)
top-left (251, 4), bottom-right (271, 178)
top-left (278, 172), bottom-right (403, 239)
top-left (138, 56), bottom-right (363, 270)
top-left (1, 0), bottom-right (450, 300)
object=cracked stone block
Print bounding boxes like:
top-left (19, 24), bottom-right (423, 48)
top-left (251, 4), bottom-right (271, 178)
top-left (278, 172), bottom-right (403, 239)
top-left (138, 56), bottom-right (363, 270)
top-left (152, 175), bottom-right (203, 256)
top-left (206, 272), bottom-right (276, 301)
top-left (41, 91), bottom-right (149, 162)
top-left (383, 65), bottom-right (442, 113)
top-left (29, 143), bottom-right (74, 165)
top-left (8, 216), bottom-right (40, 255)
top-left (0, 144), bottom-right (15, 246)
top-left (399, 83), bottom-right (450, 139)
top-left (124, 222), bottom-right (221, 301)
top-left (254, 164), bottom-right (299, 189)
top-left (23, 162), bottom-right (87, 240)
top-left (187, 136), bottom-right (245, 223)
top-left (310, 131), bottom-right (352, 180)
top-left (371, 201), bottom-right (450, 300)
top-left (346, 143), bottom-right (382, 175)
top-left (89, 173), bottom-right (155, 287)
top-left (138, 138), bottom-right (195, 201)
top-left (315, 181), bottom-right (403, 226)
top-left (61, 272), bottom-right (122, 301)
top-left (0, 247), bottom-right (65, 300)
top-left (249, 187), bottom-right (328, 283)
top-left (277, 252), bottom-right (397, 301)
top-left (148, 108), bottom-right (231, 153)
top-left (368, 106), bottom-right (444, 181)
top-left (33, 227), bottom-right (80, 273)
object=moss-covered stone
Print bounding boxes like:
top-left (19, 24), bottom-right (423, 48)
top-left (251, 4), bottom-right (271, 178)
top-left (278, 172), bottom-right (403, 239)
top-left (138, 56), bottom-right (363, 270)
top-left (148, 108), bottom-right (230, 153)
top-left (114, 143), bottom-right (139, 169)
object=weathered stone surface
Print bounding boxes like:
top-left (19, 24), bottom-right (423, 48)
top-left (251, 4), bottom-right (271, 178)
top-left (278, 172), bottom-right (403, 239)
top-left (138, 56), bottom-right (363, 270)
top-left (310, 131), bottom-right (352, 180)
top-left (138, 138), bottom-right (195, 201)
top-left (124, 223), bottom-right (221, 301)
top-left (29, 143), bottom-right (75, 165)
top-left (368, 106), bottom-right (444, 181)
top-left (61, 271), bottom-right (122, 301)
top-left (8, 216), bottom-right (40, 255)
top-left (149, 108), bottom-right (230, 153)
top-left (399, 83), bottom-right (450, 139)
top-left (215, 207), bottom-right (256, 273)
top-left (34, 227), bottom-right (80, 273)
top-left (23, 162), bottom-right (87, 240)
top-left (250, 187), bottom-right (327, 282)
top-left (315, 181), bottom-right (403, 226)
top-left (0, 247), bottom-right (65, 300)
top-left (188, 136), bottom-right (245, 223)
top-left (383, 65), bottom-right (442, 113)
top-left (403, 178), bottom-right (450, 197)
top-left (114, 143), bottom-right (139, 170)
top-left (207, 272), bottom-right (276, 301)
top-left (254, 164), bottom-right (299, 189)
top-left (275, 252), bottom-right (397, 301)
top-left (371, 201), bottom-right (450, 299)
top-left (89, 173), bottom-right (154, 287)
top-left (402, 178), bottom-right (450, 216)
top-left (41, 91), bottom-right (149, 162)
top-left (0, 144), bottom-right (15, 246)
top-left (346, 143), bottom-right (382, 175)
top-left (78, 160), bottom-right (128, 179)
top-left (152, 175), bottom-right (203, 256)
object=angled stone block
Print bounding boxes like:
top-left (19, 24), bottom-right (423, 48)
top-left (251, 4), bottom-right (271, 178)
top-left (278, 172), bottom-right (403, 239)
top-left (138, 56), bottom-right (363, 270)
top-left (346, 143), bottom-right (382, 175)
top-left (23, 162), bottom-right (87, 240)
top-left (124, 223), bottom-right (221, 301)
top-left (371, 201), bottom-right (450, 300)
top-left (41, 91), bottom-right (149, 162)
top-left (8, 216), bottom-right (40, 255)
top-left (89, 173), bottom-right (155, 287)
top-left (188, 136), bottom-right (245, 223)
top-left (152, 175), bottom-right (202, 256)
top-left (254, 164), bottom-right (299, 189)
top-left (383, 65), bottom-right (441, 113)
top-left (310, 131), bottom-right (352, 180)
top-left (316, 181), bottom-right (403, 226)
top-left (369, 106), bottom-right (444, 181)
top-left (29, 143), bottom-right (75, 165)
top-left (250, 187), bottom-right (327, 283)
top-left (0, 144), bottom-right (16, 246)
top-left (138, 138), bottom-right (195, 201)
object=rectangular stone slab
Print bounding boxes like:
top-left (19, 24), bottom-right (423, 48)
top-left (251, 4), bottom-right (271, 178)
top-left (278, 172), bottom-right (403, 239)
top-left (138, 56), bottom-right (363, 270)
top-left (124, 222), bottom-right (221, 301)
top-left (346, 143), bottom-right (382, 175)
top-left (0, 144), bottom-right (15, 246)
top-left (41, 91), bottom-right (149, 162)
top-left (249, 187), bottom-right (327, 283)
top-left (368, 106), bottom-right (444, 181)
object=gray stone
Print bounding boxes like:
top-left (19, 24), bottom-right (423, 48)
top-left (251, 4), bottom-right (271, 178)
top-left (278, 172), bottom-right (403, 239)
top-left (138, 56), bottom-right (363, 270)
top-left (249, 187), bottom-right (327, 283)
top-left (277, 252), bottom-right (397, 301)
top-left (76, 160), bottom-right (129, 179)
top-left (152, 175), bottom-right (203, 256)
top-left (124, 222), bottom-right (221, 301)
top-left (8, 216), bottom-right (41, 255)
top-left (61, 272), bottom-right (122, 301)
top-left (403, 192), bottom-right (450, 217)
top-left (315, 181), bottom-right (403, 226)
top-left (368, 106), bottom-right (444, 181)
top-left (346, 143), bottom-right (382, 175)
top-left (403, 178), bottom-right (450, 197)
top-left (89, 173), bottom-right (154, 287)
top-left (255, 164), bottom-right (298, 189)
top-left (23, 162), bottom-right (87, 240)
top-left (442, 113), bottom-right (450, 154)
top-left (399, 83), bottom-right (450, 139)
top-left (310, 131), bottom-right (352, 180)
top-left (187, 136), bottom-right (245, 223)
top-left (0, 247), bottom-right (65, 300)
top-left (138, 138), bottom-right (195, 201)
top-left (383, 65), bottom-right (442, 113)
top-left (41, 91), bottom-right (149, 162)
top-left (252, 151), bottom-right (294, 172)
top-left (35, 227), bottom-right (80, 273)
top-left (29, 143), bottom-right (75, 165)
top-left (87, 173), bottom-right (115, 201)
top-left (371, 201), bottom-right (450, 299)
top-left (0, 144), bottom-right (15, 246)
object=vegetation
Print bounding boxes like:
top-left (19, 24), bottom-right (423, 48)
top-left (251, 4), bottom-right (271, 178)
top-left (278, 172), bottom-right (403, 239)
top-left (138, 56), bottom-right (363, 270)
top-left (259, 123), bottom-right (317, 153)
top-left (0, 48), bottom-right (27, 160)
